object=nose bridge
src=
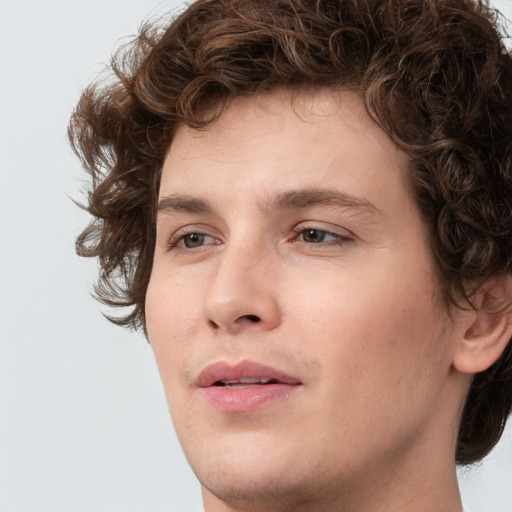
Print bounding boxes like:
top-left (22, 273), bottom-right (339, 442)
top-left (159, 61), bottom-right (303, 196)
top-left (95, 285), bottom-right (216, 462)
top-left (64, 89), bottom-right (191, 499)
top-left (202, 231), bottom-right (280, 333)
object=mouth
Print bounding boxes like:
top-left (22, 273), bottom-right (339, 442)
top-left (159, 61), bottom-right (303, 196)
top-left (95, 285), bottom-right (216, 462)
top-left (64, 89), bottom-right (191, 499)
top-left (212, 377), bottom-right (281, 389)
top-left (196, 360), bottom-right (302, 388)
top-left (196, 360), bottom-right (303, 413)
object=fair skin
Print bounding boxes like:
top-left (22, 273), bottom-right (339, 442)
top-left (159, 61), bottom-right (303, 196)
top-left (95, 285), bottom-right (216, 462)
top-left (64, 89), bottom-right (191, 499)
top-left (145, 89), bottom-right (502, 512)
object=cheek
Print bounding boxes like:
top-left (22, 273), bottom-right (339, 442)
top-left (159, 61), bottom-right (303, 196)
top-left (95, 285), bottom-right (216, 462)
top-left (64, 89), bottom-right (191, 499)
top-left (145, 271), bottom-right (199, 390)
top-left (290, 259), bottom-right (452, 395)
top-left (285, 271), bottom-right (453, 462)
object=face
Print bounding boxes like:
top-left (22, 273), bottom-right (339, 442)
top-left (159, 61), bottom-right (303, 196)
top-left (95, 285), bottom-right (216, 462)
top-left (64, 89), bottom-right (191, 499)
top-left (146, 90), bottom-right (465, 511)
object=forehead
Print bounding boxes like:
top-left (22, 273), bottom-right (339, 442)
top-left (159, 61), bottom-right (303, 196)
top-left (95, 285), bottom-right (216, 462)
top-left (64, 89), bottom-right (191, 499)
top-left (168, 89), bottom-right (392, 156)
top-left (161, 88), bottom-right (411, 203)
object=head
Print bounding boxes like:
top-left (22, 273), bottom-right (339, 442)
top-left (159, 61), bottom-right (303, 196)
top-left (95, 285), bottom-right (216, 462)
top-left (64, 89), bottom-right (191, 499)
top-left (69, 0), bottom-right (512, 505)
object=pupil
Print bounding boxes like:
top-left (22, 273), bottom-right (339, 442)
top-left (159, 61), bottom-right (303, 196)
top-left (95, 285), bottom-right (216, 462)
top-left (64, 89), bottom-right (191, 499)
top-left (184, 233), bottom-right (204, 248)
top-left (304, 229), bottom-right (323, 243)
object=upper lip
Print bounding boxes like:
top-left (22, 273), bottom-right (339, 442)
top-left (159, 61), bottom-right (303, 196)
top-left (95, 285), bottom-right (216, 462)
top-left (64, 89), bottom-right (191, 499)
top-left (196, 360), bottom-right (302, 387)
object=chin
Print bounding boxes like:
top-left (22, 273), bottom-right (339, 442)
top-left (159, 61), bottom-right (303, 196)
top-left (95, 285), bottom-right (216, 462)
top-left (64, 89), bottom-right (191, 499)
top-left (189, 436), bottom-right (340, 511)
top-left (199, 464), bottom-right (328, 512)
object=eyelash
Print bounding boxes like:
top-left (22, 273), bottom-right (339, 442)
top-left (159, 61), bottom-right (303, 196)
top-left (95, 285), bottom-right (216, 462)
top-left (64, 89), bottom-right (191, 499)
top-left (167, 225), bottom-right (353, 251)
top-left (291, 225), bottom-right (354, 246)
top-left (168, 228), bottom-right (219, 250)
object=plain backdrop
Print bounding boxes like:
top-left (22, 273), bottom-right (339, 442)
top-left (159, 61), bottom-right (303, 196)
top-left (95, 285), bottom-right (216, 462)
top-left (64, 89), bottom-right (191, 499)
top-left (0, 1), bottom-right (511, 511)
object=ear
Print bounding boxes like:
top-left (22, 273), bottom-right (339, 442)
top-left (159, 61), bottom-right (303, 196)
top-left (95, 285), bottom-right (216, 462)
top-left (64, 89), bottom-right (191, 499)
top-left (452, 274), bottom-right (512, 374)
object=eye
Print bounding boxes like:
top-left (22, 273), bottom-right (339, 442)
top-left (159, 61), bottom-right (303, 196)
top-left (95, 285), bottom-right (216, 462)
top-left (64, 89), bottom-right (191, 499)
top-left (300, 228), bottom-right (338, 243)
top-left (169, 231), bottom-right (219, 249)
top-left (295, 227), bottom-right (352, 245)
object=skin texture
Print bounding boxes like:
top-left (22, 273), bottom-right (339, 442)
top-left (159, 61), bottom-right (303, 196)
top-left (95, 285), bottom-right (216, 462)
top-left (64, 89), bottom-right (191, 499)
top-left (145, 89), bottom-right (474, 512)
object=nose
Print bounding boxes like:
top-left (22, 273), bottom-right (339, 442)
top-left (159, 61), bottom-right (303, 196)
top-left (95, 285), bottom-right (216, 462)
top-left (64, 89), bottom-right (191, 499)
top-left (202, 243), bottom-right (281, 334)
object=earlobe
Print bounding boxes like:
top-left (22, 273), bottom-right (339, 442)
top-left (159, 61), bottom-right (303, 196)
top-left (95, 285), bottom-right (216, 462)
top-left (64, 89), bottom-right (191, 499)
top-left (452, 274), bottom-right (512, 374)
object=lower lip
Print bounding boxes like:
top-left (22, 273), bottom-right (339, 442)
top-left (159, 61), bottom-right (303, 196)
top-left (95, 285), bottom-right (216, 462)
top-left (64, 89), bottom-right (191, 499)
top-left (201, 384), bottom-right (301, 412)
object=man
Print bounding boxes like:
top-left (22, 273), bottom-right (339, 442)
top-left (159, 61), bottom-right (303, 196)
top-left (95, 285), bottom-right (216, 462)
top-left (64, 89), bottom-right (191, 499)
top-left (69, 0), bottom-right (512, 510)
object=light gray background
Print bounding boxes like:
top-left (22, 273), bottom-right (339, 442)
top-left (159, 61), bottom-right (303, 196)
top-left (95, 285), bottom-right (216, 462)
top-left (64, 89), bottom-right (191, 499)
top-left (0, 1), bottom-right (511, 511)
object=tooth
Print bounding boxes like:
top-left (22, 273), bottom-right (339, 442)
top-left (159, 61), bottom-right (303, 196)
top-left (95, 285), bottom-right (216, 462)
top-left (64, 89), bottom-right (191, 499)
top-left (221, 378), bottom-right (271, 385)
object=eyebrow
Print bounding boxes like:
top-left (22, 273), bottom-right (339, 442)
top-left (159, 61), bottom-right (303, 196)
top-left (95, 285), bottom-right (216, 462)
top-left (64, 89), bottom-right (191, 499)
top-left (264, 188), bottom-right (380, 214)
top-left (157, 195), bottom-right (213, 215)
top-left (157, 188), bottom-right (380, 217)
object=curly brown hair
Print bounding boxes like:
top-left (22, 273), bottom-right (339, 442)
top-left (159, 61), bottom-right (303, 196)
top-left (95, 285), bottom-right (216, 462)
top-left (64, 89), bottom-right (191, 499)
top-left (69, 0), bottom-right (512, 465)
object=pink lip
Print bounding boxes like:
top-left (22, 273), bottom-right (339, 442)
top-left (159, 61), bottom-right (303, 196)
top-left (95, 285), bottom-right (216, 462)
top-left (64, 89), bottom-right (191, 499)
top-left (196, 360), bottom-right (302, 413)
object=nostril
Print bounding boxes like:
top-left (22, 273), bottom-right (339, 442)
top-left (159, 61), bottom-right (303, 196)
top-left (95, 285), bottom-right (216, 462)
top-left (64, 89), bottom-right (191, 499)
top-left (206, 314), bottom-right (262, 330)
